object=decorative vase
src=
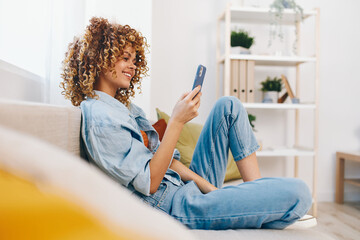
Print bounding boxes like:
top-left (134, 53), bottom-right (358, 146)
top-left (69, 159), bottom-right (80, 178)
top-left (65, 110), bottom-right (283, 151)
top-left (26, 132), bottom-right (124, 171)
top-left (230, 46), bottom-right (251, 54)
top-left (262, 91), bottom-right (279, 103)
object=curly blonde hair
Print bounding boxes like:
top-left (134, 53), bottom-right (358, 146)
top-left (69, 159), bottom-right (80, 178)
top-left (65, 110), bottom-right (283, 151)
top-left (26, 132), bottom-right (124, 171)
top-left (60, 17), bottom-right (149, 107)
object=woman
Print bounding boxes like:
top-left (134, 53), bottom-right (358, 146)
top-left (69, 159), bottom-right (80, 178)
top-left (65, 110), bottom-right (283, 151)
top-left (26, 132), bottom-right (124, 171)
top-left (60, 17), bottom-right (312, 230)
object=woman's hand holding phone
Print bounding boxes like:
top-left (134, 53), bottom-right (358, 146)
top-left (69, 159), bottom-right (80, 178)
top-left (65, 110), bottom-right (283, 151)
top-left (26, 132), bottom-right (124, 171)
top-left (170, 86), bottom-right (202, 125)
top-left (170, 65), bottom-right (205, 125)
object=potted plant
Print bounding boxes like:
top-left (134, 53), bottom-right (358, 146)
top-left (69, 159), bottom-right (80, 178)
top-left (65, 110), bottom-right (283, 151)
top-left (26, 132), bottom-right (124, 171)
top-left (260, 76), bottom-right (283, 103)
top-left (248, 113), bottom-right (257, 132)
top-left (268, 0), bottom-right (304, 54)
top-left (231, 29), bottom-right (254, 54)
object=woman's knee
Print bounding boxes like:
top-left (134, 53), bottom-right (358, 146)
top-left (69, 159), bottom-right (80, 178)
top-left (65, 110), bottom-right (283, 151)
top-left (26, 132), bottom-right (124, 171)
top-left (281, 178), bottom-right (312, 215)
top-left (214, 96), bottom-right (246, 116)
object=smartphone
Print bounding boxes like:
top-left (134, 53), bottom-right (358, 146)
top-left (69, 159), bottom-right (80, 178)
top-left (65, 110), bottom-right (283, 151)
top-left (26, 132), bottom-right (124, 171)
top-left (192, 65), bottom-right (206, 92)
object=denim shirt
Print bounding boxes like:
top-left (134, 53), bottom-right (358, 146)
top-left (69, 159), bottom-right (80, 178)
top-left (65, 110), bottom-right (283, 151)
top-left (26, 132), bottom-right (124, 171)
top-left (80, 90), bottom-right (181, 196)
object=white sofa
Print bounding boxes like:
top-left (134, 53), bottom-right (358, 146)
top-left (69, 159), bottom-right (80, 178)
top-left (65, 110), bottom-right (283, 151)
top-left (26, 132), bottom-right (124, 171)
top-left (0, 99), bottom-right (334, 240)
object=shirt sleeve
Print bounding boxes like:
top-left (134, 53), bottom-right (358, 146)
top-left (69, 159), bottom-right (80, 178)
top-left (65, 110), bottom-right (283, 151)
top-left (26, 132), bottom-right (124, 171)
top-left (173, 148), bottom-right (181, 160)
top-left (86, 124), bottom-right (153, 196)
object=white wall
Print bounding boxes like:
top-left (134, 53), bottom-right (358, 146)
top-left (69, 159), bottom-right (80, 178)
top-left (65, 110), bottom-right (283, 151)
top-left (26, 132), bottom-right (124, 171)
top-left (151, 0), bottom-right (360, 202)
top-left (303, 0), bottom-right (360, 202)
top-left (151, 0), bottom-right (220, 121)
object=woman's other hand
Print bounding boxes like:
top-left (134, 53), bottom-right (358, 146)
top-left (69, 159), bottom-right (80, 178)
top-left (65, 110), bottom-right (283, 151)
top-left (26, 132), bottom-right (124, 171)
top-left (171, 86), bottom-right (202, 125)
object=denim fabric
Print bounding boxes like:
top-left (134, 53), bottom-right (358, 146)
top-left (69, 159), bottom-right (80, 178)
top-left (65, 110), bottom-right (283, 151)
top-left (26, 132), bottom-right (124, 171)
top-left (167, 97), bottom-right (312, 229)
top-left (80, 90), bottom-right (181, 196)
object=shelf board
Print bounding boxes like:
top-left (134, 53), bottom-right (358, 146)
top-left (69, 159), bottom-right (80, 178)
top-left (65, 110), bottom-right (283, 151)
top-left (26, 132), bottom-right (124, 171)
top-left (218, 54), bottom-right (316, 66)
top-left (257, 147), bottom-right (315, 157)
top-left (344, 179), bottom-right (360, 187)
top-left (243, 103), bottom-right (316, 110)
top-left (219, 7), bottom-right (317, 24)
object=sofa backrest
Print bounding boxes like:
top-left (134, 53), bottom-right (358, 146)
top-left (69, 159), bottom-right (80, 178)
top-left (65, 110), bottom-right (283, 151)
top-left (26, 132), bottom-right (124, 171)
top-left (0, 100), bottom-right (81, 156)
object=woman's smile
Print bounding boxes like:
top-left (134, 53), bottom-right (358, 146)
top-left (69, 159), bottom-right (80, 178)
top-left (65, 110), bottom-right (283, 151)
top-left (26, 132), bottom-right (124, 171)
top-left (123, 71), bottom-right (133, 80)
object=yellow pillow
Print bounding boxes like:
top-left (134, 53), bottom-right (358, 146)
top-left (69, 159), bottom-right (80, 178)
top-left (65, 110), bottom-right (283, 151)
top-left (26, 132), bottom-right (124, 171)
top-left (156, 108), bottom-right (241, 182)
top-left (0, 169), bottom-right (153, 240)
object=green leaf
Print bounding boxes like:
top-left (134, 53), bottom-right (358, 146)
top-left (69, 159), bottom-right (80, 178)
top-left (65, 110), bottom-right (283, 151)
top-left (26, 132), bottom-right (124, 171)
top-left (231, 30), bottom-right (254, 48)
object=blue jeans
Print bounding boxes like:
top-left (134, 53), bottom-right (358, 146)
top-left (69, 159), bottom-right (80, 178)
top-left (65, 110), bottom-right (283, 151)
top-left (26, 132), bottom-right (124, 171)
top-left (169, 97), bottom-right (312, 229)
top-left (142, 97), bottom-right (312, 229)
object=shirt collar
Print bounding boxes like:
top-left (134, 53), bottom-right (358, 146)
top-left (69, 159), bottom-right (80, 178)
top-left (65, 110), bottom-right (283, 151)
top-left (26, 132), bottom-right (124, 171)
top-left (92, 90), bottom-right (143, 117)
top-left (93, 90), bottom-right (128, 112)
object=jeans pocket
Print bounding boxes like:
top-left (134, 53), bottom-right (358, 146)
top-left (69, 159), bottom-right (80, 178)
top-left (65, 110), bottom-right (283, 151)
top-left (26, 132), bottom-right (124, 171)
top-left (141, 182), bottom-right (169, 210)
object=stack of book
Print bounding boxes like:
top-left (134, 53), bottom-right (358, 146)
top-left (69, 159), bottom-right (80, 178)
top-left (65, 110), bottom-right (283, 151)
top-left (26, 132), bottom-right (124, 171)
top-left (230, 60), bottom-right (255, 103)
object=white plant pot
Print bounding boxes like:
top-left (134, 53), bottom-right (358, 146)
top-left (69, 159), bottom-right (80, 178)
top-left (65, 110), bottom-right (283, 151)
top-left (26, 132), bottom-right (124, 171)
top-left (262, 91), bottom-right (279, 103)
top-left (231, 46), bottom-right (251, 54)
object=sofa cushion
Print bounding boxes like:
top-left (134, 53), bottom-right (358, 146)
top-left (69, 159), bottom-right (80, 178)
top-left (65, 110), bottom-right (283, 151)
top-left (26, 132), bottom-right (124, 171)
top-left (0, 125), bottom-right (199, 240)
top-left (0, 169), bottom-right (152, 240)
top-left (152, 118), bottom-right (167, 141)
top-left (0, 99), bottom-right (81, 156)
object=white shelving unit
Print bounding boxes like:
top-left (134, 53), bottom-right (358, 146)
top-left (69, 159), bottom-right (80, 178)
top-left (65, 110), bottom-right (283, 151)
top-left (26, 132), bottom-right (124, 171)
top-left (257, 148), bottom-right (315, 157)
top-left (243, 103), bottom-right (316, 110)
top-left (220, 6), bottom-right (317, 24)
top-left (219, 54), bottom-right (316, 66)
top-left (216, 4), bottom-right (320, 216)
